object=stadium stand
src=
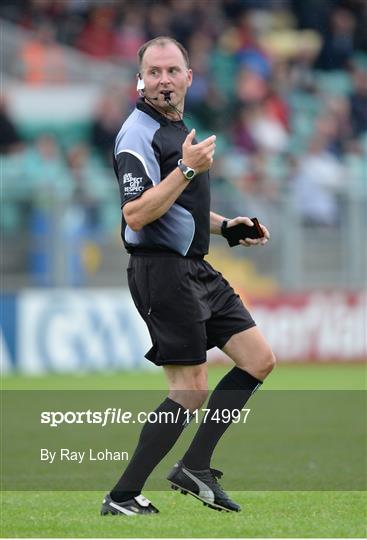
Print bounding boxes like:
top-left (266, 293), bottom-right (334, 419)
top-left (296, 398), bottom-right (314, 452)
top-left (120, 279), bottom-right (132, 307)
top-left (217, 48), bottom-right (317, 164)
top-left (1, 0), bottom-right (366, 291)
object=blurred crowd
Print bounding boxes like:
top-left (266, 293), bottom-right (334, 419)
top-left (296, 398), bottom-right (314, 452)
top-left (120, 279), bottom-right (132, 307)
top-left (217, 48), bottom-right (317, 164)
top-left (1, 0), bottom-right (367, 244)
top-left (1, 0), bottom-right (367, 66)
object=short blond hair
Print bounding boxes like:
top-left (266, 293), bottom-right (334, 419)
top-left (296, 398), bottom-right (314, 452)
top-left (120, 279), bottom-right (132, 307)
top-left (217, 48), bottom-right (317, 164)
top-left (138, 36), bottom-right (190, 69)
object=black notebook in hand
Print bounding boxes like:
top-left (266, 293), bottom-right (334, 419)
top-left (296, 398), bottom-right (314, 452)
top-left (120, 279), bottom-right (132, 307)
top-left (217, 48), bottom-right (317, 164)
top-left (223, 218), bottom-right (264, 247)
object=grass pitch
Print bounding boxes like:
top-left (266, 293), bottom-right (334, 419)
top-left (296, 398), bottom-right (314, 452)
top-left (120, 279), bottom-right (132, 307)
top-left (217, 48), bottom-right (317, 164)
top-left (2, 490), bottom-right (366, 538)
top-left (1, 364), bottom-right (366, 538)
top-left (3, 363), bottom-right (366, 390)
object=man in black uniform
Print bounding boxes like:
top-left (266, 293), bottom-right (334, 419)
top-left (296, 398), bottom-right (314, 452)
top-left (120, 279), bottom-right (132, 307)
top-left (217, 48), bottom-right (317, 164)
top-left (101, 36), bottom-right (275, 516)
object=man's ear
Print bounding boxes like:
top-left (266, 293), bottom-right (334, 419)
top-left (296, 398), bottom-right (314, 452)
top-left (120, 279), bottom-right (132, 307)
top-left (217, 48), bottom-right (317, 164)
top-left (186, 68), bottom-right (193, 88)
top-left (136, 73), bottom-right (145, 91)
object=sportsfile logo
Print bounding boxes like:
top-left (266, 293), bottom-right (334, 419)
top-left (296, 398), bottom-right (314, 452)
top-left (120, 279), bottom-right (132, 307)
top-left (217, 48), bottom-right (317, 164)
top-left (123, 172), bottom-right (144, 194)
top-left (40, 408), bottom-right (185, 427)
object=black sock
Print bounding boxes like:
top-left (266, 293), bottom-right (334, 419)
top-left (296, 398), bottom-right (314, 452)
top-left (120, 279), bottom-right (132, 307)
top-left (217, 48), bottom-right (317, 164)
top-left (110, 397), bottom-right (190, 502)
top-left (182, 367), bottom-right (261, 471)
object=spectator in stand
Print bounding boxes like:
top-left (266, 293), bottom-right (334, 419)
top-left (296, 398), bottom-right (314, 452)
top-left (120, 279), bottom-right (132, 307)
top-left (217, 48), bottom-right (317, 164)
top-left (287, 31), bottom-right (322, 93)
top-left (260, 29), bottom-right (322, 94)
top-left (18, 22), bottom-right (67, 84)
top-left (234, 101), bottom-right (289, 154)
top-left (185, 31), bottom-right (231, 131)
top-left (114, 8), bottom-right (146, 65)
top-left (66, 142), bottom-right (114, 233)
top-left (170, 0), bottom-right (199, 46)
top-left (349, 66), bottom-right (367, 135)
top-left (264, 87), bottom-right (289, 131)
top-left (145, 3), bottom-right (171, 40)
top-left (185, 31), bottom-right (212, 105)
top-left (352, 0), bottom-right (367, 53)
top-left (234, 68), bottom-right (289, 154)
top-left (292, 131), bottom-right (345, 226)
top-left (324, 96), bottom-right (352, 155)
top-left (90, 87), bottom-right (129, 166)
top-left (17, 0), bottom-right (69, 32)
top-left (290, 0), bottom-right (334, 34)
top-left (10, 0), bottom-right (88, 47)
top-left (248, 102), bottom-right (289, 153)
top-left (233, 105), bottom-right (258, 153)
top-left (317, 6), bottom-right (356, 70)
top-left (0, 97), bottom-right (23, 154)
top-left (23, 134), bottom-right (72, 198)
top-left (236, 67), bottom-right (268, 104)
top-left (75, 5), bottom-right (117, 60)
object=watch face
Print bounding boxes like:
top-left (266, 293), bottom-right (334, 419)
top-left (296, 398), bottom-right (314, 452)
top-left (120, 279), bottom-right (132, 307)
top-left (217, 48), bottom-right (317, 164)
top-left (186, 169), bottom-right (195, 180)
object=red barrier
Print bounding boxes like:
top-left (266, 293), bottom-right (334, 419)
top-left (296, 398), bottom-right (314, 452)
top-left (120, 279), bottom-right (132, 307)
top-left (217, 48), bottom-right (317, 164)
top-left (210, 291), bottom-right (367, 362)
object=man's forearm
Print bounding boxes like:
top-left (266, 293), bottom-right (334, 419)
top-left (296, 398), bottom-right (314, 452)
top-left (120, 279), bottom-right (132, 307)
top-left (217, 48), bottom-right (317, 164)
top-left (123, 168), bottom-right (188, 231)
top-left (210, 211), bottom-right (226, 235)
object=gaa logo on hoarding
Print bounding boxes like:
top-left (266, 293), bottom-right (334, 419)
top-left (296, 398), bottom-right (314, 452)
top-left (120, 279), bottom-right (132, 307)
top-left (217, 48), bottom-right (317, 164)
top-left (16, 291), bottom-right (152, 373)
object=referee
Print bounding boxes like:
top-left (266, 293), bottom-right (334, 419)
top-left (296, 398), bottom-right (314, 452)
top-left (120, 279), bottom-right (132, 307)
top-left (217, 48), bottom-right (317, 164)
top-left (101, 36), bottom-right (275, 516)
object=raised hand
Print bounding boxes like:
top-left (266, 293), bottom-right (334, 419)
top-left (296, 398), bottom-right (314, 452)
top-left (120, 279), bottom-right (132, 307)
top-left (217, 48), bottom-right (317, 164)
top-left (182, 129), bottom-right (216, 174)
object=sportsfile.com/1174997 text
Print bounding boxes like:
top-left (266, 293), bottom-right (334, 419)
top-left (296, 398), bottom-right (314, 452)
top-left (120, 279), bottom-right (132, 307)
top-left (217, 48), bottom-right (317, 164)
top-left (40, 408), bottom-right (252, 427)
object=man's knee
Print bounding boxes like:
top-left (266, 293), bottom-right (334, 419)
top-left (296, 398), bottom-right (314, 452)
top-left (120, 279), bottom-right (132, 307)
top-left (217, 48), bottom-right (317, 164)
top-left (232, 344), bottom-right (276, 381)
top-left (169, 389), bottom-right (208, 412)
top-left (258, 348), bottom-right (276, 379)
top-left (169, 373), bottom-right (208, 411)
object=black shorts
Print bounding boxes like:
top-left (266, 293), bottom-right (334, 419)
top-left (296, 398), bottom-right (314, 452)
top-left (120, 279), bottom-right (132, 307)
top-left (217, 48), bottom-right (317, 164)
top-left (127, 253), bottom-right (256, 366)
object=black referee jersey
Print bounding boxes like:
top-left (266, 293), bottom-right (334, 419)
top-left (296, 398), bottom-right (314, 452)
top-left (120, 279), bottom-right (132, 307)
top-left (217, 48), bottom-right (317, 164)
top-left (113, 98), bottom-right (210, 257)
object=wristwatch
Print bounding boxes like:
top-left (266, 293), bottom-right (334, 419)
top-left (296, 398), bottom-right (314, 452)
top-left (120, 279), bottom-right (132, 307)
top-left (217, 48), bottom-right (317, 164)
top-left (178, 159), bottom-right (196, 181)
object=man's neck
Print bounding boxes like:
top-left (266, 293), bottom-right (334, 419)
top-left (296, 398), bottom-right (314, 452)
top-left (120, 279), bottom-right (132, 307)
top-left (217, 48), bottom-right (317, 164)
top-left (143, 97), bottom-right (183, 121)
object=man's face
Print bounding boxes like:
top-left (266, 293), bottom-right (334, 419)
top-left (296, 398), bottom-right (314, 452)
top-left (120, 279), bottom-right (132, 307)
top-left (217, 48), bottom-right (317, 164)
top-left (140, 43), bottom-right (192, 111)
